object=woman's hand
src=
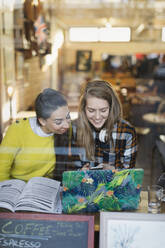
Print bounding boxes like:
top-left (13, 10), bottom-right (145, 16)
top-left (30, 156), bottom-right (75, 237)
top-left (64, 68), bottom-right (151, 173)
top-left (101, 163), bottom-right (115, 170)
top-left (81, 163), bottom-right (90, 171)
top-left (81, 163), bottom-right (116, 171)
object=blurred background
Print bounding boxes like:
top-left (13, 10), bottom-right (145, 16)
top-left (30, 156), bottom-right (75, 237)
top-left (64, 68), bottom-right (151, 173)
top-left (1, 0), bottom-right (165, 187)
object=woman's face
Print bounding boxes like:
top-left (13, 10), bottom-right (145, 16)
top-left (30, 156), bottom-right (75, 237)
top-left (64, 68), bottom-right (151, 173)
top-left (85, 96), bottom-right (110, 130)
top-left (39, 105), bottom-right (71, 134)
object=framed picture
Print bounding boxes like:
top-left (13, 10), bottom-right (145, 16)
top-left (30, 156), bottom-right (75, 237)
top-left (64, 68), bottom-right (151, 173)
top-left (100, 211), bottom-right (165, 248)
top-left (76, 50), bottom-right (92, 71)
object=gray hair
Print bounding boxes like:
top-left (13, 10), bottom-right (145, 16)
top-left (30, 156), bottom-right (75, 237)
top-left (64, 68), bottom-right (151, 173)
top-left (35, 88), bottom-right (67, 120)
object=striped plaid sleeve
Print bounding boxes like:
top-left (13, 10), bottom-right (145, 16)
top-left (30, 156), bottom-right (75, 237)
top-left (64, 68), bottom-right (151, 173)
top-left (116, 121), bottom-right (138, 169)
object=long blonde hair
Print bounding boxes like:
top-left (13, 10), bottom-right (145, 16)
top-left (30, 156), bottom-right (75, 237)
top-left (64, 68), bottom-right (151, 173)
top-left (76, 80), bottom-right (123, 160)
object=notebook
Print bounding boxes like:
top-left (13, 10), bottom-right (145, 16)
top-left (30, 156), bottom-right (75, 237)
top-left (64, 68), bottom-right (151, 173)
top-left (62, 168), bottom-right (144, 213)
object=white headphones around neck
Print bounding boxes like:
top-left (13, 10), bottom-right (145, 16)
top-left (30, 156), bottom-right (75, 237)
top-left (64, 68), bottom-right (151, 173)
top-left (99, 129), bottom-right (107, 143)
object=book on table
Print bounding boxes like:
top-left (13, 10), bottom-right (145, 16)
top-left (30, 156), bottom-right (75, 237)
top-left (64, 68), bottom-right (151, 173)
top-left (0, 177), bottom-right (62, 213)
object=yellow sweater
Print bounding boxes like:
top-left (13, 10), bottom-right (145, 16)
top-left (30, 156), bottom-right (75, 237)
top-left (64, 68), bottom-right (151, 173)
top-left (0, 119), bottom-right (55, 182)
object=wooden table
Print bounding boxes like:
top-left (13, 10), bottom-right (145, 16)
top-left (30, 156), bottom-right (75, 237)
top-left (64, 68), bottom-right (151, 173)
top-left (143, 113), bottom-right (165, 125)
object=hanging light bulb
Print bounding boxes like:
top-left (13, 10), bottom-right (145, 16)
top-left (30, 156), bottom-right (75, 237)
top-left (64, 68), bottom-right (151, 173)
top-left (7, 86), bottom-right (14, 99)
top-left (105, 18), bottom-right (112, 28)
top-left (32, 0), bottom-right (38, 6)
top-left (7, 85), bottom-right (14, 124)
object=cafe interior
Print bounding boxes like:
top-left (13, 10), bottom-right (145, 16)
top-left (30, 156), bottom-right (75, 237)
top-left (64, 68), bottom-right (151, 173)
top-left (0, 0), bottom-right (165, 245)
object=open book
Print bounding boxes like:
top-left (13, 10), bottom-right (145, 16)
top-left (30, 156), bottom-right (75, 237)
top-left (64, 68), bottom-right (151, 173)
top-left (0, 177), bottom-right (62, 213)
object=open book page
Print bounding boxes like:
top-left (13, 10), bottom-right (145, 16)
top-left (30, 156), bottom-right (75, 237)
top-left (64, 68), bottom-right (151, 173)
top-left (15, 177), bottom-right (61, 213)
top-left (54, 191), bottom-right (62, 214)
top-left (0, 179), bottom-right (26, 212)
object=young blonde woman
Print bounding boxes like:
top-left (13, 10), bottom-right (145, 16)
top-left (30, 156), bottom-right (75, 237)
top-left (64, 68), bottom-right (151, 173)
top-left (71, 80), bottom-right (137, 170)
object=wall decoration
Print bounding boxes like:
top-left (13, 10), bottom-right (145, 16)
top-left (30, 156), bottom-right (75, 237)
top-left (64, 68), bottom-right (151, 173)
top-left (76, 50), bottom-right (92, 71)
top-left (100, 212), bottom-right (165, 248)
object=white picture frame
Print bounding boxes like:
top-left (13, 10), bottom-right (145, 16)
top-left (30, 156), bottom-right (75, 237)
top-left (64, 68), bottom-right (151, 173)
top-left (99, 211), bottom-right (165, 248)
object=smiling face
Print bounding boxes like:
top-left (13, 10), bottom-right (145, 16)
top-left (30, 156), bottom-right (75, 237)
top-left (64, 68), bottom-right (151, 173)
top-left (85, 96), bottom-right (110, 130)
top-left (39, 105), bottom-right (71, 134)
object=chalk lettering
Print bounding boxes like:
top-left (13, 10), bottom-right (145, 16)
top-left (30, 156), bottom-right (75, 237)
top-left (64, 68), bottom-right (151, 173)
top-left (1, 221), bottom-right (86, 238)
top-left (1, 222), bottom-right (52, 236)
top-left (44, 225), bottom-right (52, 236)
top-left (15, 224), bottom-right (24, 234)
top-left (2, 221), bottom-right (13, 234)
top-left (3, 238), bottom-right (9, 246)
top-left (0, 238), bottom-right (41, 248)
top-left (30, 224), bottom-right (44, 236)
top-left (0, 217), bottom-right (91, 248)
top-left (0, 237), bottom-right (5, 243)
top-left (75, 222), bottom-right (84, 229)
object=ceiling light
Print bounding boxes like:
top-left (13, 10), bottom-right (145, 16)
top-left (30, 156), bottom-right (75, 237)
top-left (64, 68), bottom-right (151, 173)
top-left (69, 27), bottom-right (99, 42)
top-left (105, 17), bottom-right (113, 28)
top-left (135, 24), bottom-right (145, 35)
top-left (99, 27), bottom-right (131, 42)
top-left (105, 22), bottom-right (112, 28)
top-left (69, 26), bottom-right (131, 42)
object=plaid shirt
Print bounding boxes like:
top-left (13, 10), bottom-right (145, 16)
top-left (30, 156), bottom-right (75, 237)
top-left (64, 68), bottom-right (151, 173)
top-left (71, 119), bottom-right (137, 169)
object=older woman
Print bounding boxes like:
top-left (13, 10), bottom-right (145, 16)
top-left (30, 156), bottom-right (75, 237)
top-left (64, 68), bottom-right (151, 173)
top-left (0, 88), bottom-right (71, 182)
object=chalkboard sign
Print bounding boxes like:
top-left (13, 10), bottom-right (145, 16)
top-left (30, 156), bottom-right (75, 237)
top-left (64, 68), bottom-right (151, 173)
top-left (0, 213), bottom-right (94, 248)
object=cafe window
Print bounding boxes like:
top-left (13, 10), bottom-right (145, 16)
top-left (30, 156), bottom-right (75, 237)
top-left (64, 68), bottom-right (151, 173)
top-left (69, 27), bottom-right (131, 42)
top-left (99, 27), bottom-right (131, 42)
top-left (69, 27), bottom-right (99, 42)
